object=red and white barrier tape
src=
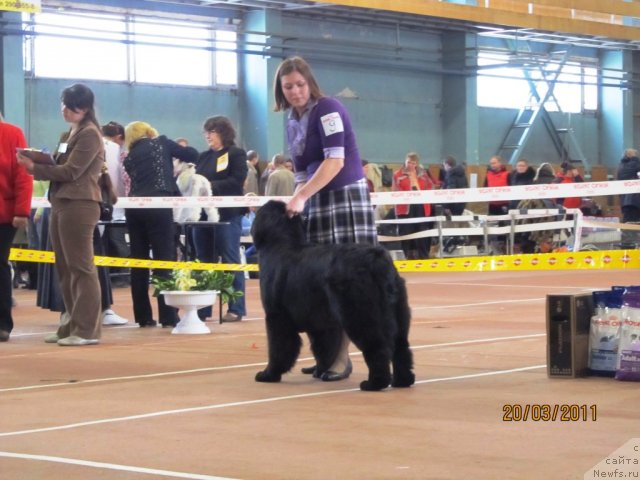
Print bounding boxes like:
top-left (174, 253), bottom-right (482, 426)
top-left (29, 179), bottom-right (639, 209)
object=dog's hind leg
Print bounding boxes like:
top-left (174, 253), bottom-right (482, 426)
top-left (359, 342), bottom-right (392, 391)
top-left (255, 314), bottom-right (302, 383)
top-left (391, 277), bottom-right (415, 388)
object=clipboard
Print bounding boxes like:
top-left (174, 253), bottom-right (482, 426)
top-left (16, 148), bottom-right (55, 165)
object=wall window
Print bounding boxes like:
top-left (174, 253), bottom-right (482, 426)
top-left (30, 12), bottom-right (128, 81)
top-left (477, 52), bottom-right (598, 113)
top-left (23, 12), bottom-right (237, 88)
top-left (132, 19), bottom-right (211, 86)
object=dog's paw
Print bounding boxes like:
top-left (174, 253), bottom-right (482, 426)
top-left (392, 371), bottom-right (415, 388)
top-left (255, 370), bottom-right (282, 383)
top-left (359, 379), bottom-right (390, 391)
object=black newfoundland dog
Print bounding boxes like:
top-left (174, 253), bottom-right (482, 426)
top-left (251, 200), bottom-right (415, 391)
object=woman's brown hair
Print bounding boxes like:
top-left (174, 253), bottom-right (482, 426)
top-left (273, 56), bottom-right (323, 112)
top-left (202, 116), bottom-right (236, 148)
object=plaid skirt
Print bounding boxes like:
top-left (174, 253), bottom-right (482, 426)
top-left (306, 178), bottom-right (378, 245)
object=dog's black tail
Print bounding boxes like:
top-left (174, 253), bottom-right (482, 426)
top-left (391, 273), bottom-right (415, 388)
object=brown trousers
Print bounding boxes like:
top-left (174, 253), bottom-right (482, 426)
top-left (49, 199), bottom-right (101, 339)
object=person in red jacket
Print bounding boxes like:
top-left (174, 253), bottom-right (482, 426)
top-left (555, 161), bottom-right (584, 209)
top-left (484, 155), bottom-right (510, 215)
top-left (0, 115), bottom-right (33, 342)
top-left (393, 152), bottom-right (436, 259)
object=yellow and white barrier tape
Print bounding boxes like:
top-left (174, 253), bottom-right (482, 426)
top-left (9, 248), bottom-right (639, 273)
top-left (29, 179), bottom-right (640, 209)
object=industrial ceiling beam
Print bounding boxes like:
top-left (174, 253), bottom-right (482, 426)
top-left (310, 0), bottom-right (640, 43)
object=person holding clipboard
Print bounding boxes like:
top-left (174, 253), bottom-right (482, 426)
top-left (17, 83), bottom-right (104, 346)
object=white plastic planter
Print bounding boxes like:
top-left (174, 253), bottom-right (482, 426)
top-left (161, 290), bottom-right (218, 334)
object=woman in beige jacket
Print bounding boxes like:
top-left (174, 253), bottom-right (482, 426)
top-left (18, 84), bottom-right (104, 346)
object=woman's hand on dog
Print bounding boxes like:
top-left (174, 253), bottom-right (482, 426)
top-left (286, 195), bottom-right (306, 217)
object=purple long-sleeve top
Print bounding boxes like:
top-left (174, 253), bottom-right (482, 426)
top-left (286, 97), bottom-right (364, 192)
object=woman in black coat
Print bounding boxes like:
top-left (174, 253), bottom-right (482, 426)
top-left (193, 116), bottom-right (247, 323)
top-left (123, 121), bottom-right (198, 328)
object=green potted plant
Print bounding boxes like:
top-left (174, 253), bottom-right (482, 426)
top-left (151, 265), bottom-right (243, 335)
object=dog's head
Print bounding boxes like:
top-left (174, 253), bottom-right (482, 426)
top-left (252, 200), bottom-right (305, 251)
top-left (173, 159), bottom-right (196, 177)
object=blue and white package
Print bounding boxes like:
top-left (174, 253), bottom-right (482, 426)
top-left (589, 290), bottom-right (623, 374)
top-left (615, 291), bottom-right (640, 382)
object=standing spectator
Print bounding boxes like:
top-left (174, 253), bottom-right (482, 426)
top-left (18, 84), bottom-right (103, 346)
top-left (616, 148), bottom-right (640, 248)
top-left (259, 159), bottom-right (275, 196)
top-left (393, 152), bottom-right (435, 259)
top-left (0, 114), bottom-right (33, 342)
top-left (484, 155), bottom-right (509, 215)
top-left (25, 179), bottom-right (49, 289)
top-left (284, 159), bottom-right (294, 172)
top-left (555, 161), bottom-right (584, 209)
top-left (533, 162), bottom-right (557, 186)
top-left (265, 153), bottom-right (295, 197)
top-left (441, 155), bottom-right (468, 215)
top-left (244, 150), bottom-right (260, 195)
top-left (508, 158), bottom-right (535, 210)
top-left (274, 56), bottom-right (377, 382)
top-left (101, 121), bottom-right (130, 290)
top-left (194, 116), bottom-right (247, 323)
top-left (124, 121), bottom-right (198, 328)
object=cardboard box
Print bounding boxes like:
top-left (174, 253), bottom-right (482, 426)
top-left (546, 293), bottom-right (594, 378)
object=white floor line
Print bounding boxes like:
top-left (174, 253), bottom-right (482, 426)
top-left (410, 333), bottom-right (544, 350)
top-left (413, 297), bottom-right (545, 309)
top-left (0, 451), bottom-right (237, 480)
top-left (0, 333), bottom-right (543, 394)
top-left (0, 364), bottom-right (545, 439)
top-left (428, 282), bottom-right (596, 289)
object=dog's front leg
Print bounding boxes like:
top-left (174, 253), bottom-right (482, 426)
top-left (255, 315), bottom-right (302, 383)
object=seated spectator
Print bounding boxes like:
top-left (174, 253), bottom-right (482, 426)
top-left (484, 155), bottom-right (509, 215)
top-left (508, 158), bottom-right (535, 210)
top-left (555, 161), bottom-right (584, 209)
top-left (393, 152), bottom-right (435, 259)
top-left (441, 155), bottom-right (468, 215)
top-left (616, 148), bottom-right (640, 248)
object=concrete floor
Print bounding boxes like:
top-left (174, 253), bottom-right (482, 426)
top-left (0, 269), bottom-right (638, 479)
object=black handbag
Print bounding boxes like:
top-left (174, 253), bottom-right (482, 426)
top-left (98, 166), bottom-right (118, 222)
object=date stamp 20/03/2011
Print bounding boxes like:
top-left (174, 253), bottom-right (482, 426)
top-left (502, 404), bottom-right (597, 422)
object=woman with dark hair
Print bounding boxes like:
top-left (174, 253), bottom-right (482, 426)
top-left (193, 115), bottom-right (247, 323)
top-left (123, 121), bottom-right (198, 328)
top-left (273, 56), bottom-right (377, 382)
top-left (17, 83), bottom-right (104, 346)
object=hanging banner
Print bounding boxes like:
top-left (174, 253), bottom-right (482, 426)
top-left (0, 0), bottom-right (41, 13)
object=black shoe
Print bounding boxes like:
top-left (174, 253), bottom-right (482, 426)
top-left (138, 319), bottom-right (158, 328)
top-left (0, 330), bottom-right (10, 342)
top-left (320, 359), bottom-right (353, 382)
top-left (301, 365), bottom-right (322, 378)
top-left (301, 365), bottom-right (317, 375)
top-left (161, 322), bottom-right (177, 328)
top-left (221, 312), bottom-right (242, 323)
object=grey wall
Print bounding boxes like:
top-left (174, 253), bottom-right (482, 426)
top-left (24, 78), bottom-right (239, 153)
top-left (10, 10), bottom-right (634, 172)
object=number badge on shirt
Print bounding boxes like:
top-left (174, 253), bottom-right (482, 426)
top-left (320, 112), bottom-right (344, 137)
top-left (216, 152), bottom-right (229, 172)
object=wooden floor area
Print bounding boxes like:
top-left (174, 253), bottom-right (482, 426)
top-left (0, 269), bottom-right (638, 479)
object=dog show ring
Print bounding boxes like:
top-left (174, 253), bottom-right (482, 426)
top-left (161, 290), bottom-right (218, 334)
